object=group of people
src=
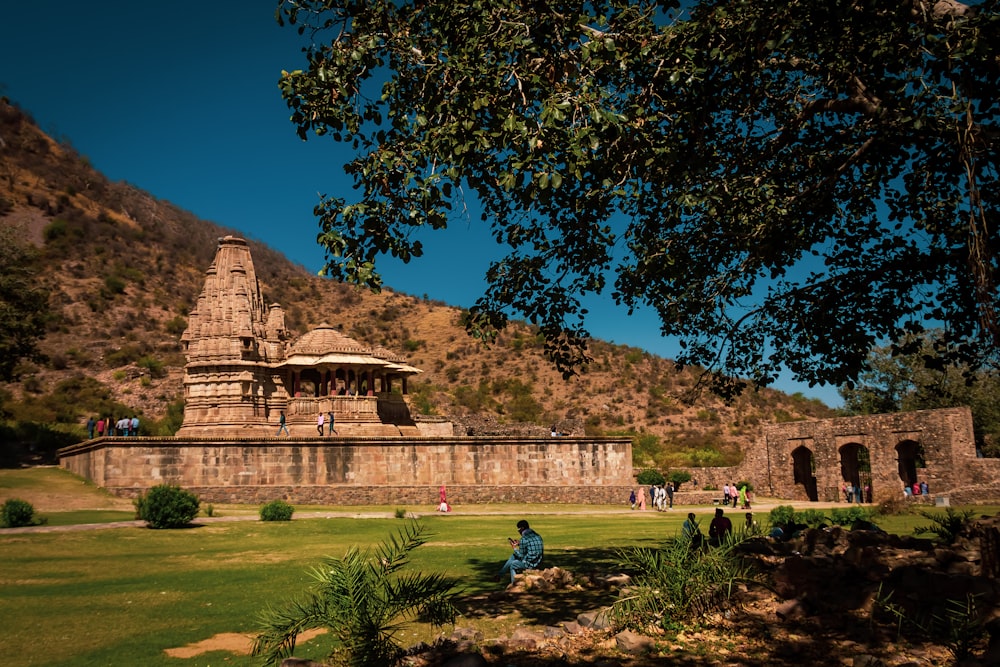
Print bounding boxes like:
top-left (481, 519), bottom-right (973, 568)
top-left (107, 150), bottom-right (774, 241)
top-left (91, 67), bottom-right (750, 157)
top-left (721, 482), bottom-right (752, 509)
top-left (841, 481), bottom-right (871, 503)
top-left (630, 484), bottom-right (675, 510)
top-left (904, 480), bottom-right (929, 498)
top-left (87, 415), bottom-right (139, 438)
top-left (317, 411), bottom-right (337, 436)
top-left (683, 508), bottom-right (758, 547)
top-left (274, 410), bottom-right (339, 436)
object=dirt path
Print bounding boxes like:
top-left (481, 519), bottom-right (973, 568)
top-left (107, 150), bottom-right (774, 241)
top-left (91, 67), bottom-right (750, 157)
top-left (2, 500), bottom-right (850, 534)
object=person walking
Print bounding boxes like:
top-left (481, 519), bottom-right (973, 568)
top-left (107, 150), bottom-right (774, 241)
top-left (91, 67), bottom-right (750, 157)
top-left (327, 410), bottom-right (336, 435)
top-left (277, 411), bottom-right (289, 436)
top-left (317, 412), bottom-right (325, 436)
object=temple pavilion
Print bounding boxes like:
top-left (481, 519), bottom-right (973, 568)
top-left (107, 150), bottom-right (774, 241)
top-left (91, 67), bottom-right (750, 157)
top-left (176, 236), bottom-right (434, 437)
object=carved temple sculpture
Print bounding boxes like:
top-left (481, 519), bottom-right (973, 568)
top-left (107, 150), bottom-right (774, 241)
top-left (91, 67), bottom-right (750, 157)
top-left (175, 236), bottom-right (440, 437)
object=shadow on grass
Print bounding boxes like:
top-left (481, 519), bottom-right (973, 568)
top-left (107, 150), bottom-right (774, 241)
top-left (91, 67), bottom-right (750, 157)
top-left (458, 540), bottom-right (657, 628)
top-left (446, 539), bottom-right (906, 667)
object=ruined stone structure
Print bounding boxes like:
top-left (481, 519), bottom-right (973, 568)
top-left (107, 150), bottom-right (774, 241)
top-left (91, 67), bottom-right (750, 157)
top-left (176, 236), bottom-right (435, 438)
top-left (58, 235), bottom-right (635, 504)
top-left (669, 407), bottom-right (1000, 506)
top-left (758, 407), bottom-right (1000, 504)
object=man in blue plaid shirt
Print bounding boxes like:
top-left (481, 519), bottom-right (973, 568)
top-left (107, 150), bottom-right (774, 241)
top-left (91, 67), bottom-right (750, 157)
top-left (497, 519), bottom-right (544, 584)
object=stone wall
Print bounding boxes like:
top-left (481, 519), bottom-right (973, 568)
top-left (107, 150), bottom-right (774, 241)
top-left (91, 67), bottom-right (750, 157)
top-left (761, 407), bottom-right (979, 504)
top-left (58, 435), bottom-right (633, 505)
top-left (662, 408), bottom-right (996, 506)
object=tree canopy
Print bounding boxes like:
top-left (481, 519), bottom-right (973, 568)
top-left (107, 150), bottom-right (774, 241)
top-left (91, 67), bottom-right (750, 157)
top-left (839, 334), bottom-right (1000, 456)
top-left (276, 0), bottom-right (999, 397)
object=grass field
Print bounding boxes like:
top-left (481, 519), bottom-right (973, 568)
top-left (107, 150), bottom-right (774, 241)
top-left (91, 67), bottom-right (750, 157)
top-left (2, 467), bottom-right (997, 666)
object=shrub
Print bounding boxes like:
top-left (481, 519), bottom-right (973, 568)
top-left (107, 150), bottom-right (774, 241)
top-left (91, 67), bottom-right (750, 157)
top-left (768, 505), bottom-right (796, 526)
top-left (1, 498), bottom-right (41, 528)
top-left (795, 508), bottom-right (829, 528)
top-left (259, 500), bottom-right (294, 522)
top-left (830, 506), bottom-right (876, 526)
top-left (612, 532), bottom-right (759, 633)
top-left (134, 484), bottom-right (200, 529)
top-left (667, 470), bottom-right (692, 488)
top-left (636, 469), bottom-right (665, 486)
top-left (913, 507), bottom-right (976, 545)
top-left (252, 521), bottom-right (459, 666)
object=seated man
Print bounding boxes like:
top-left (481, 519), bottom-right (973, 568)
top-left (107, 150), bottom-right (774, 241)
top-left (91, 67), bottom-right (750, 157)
top-left (708, 507), bottom-right (733, 547)
top-left (497, 519), bottom-right (543, 584)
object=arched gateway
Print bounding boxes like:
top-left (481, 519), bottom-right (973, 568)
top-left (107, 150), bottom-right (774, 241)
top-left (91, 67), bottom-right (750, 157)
top-left (763, 407), bottom-right (990, 504)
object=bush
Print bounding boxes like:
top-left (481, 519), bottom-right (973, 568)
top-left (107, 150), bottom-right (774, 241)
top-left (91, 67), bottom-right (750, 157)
top-left (768, 505), bottom-right (796, 526)
top-left (1, 498), bottom-right (42, 528)
top-left (636, 469), bottom-right (666, 486)
top-left (134, 484), bottom-right (200, 529)
top-left (830, 506), bottom-right (876, 526)
top-left (260, 500), bottom-right (294, 522)
top-left (796, 508), bottom-right (829, 528)
top-left (667, 470), bottom-right (692, 488)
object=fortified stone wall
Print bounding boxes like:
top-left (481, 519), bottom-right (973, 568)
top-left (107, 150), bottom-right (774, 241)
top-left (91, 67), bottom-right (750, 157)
top-left (58, 436), bottom-right (633, 505)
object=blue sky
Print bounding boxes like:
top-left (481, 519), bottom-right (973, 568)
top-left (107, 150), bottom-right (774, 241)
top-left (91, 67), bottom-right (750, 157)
top-left (0, 1), bottom-right (843, 406)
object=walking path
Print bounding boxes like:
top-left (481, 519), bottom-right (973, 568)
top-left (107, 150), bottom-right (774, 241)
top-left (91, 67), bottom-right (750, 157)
top-left (1, 499), bottom-right (854, 535)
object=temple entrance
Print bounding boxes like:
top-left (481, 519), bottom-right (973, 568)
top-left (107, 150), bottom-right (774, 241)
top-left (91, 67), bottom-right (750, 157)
top-left (791, 446), bottom-right (818, 501)
top-left (839, 443), bottom-right (873, 503)
top-left (896, 439), bottom-right (925, 488)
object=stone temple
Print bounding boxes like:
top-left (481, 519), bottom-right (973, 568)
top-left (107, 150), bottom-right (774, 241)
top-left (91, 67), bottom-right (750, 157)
top-left (58, 236), bottom-right (634, 504)
top-left (176, 236), bottom-right (438, 438)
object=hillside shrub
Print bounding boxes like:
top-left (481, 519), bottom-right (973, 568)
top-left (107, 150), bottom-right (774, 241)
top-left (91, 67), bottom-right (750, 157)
top-left (134, 484), bottom-right (200, 529)
top-left (259, 500), bottom-right (294, 522)
top-left (1, 498), bottom-right (43, 528)
top-left (636, 469), bottom-right (665, 486)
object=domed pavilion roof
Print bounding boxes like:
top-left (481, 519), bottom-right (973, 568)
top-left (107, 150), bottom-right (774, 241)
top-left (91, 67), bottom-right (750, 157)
top-left (281, 323), bottom-right (420, 374)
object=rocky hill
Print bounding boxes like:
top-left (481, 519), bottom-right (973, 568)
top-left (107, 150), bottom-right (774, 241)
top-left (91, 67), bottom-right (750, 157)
top-left (0, 98), bottom-right (835, 466)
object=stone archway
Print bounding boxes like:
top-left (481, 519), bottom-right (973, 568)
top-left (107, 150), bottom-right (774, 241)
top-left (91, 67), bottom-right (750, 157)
top-left (839, 443), bottom-right (873, 503)
top-left (896, 439), bottom-right (925, 489)
top-left (791, 446), bottom-right (818, 501)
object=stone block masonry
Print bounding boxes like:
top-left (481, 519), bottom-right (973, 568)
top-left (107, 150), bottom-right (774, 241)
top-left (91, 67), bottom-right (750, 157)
top-left (58, 436), bottom-right (634, 505)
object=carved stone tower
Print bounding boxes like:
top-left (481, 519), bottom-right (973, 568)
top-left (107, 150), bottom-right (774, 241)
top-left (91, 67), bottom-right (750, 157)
top-left (176, 236), bottom-right (289, 436)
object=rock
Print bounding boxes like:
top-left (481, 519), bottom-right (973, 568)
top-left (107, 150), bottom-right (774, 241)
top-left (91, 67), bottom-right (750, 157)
top-left (577, 608), bottom-right (612, 630)
top-left (441, 654), bottom-right (488, 667)
top-left (776, 598), bottom-right (806, 621)
top-left (615, 629), bottom-right (656, 655)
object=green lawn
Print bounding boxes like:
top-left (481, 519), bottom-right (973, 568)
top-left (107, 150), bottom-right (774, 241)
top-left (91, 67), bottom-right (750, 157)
top-left (2, 468), bottom-right (996, 666)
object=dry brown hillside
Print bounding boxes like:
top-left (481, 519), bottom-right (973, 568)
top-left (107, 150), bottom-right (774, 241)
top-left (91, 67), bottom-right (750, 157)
top-left (0, 98), bottom-right (835, 467)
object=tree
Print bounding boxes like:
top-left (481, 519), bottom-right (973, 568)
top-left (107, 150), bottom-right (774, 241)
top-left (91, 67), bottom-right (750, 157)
top-left (252, 521), bottom-right (458, 666)
top-left (839, 334), bottom-right (1000, 456)
top-left (0, 225), bottom-right (48, 381)
top-left (276, 0), bottom-right (999, 397)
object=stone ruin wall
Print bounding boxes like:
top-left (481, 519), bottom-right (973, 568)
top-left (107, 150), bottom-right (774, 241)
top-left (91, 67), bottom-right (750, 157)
top-left (669, 407), bottom-right (999, 506)
top-left (58, 436), bottom-right (634, 505)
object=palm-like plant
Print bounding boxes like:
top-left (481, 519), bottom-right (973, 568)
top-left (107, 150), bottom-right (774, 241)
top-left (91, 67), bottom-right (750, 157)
top-left (612, 531), bottom-right (759, 633)
top-left (251, 521), bottom-right (459, 666)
